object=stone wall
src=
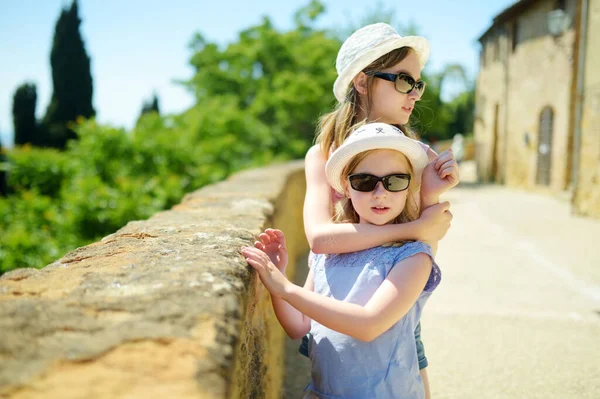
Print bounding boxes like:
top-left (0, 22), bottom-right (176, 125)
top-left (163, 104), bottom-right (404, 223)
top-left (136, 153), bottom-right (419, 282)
top-left (573, 0), bottom-right (600, 218)
top-left (474, 30), bottom-right (508, 183)
top-left (475, 0), bottom-right (577, 189)
top-left (0, 160), bottom-right (309, 399)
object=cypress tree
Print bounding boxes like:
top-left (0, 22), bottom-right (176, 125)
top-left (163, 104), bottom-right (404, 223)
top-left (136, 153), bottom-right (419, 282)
top-left (0, 137), bottom-right (6, 196)
top-left (43, 0), bottom-right (94, 149)
top-left (12, 82), bottom-right (38, 146)
top-left (140, 92), bottom-right (161, 116)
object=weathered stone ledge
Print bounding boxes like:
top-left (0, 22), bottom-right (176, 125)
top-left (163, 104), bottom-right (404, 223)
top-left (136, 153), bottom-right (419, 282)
top-left (0, 160), bottom-right (308, 399)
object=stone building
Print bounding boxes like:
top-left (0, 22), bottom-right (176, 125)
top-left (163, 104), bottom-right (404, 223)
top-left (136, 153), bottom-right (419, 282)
top-left (474, 0), bottom-right (599, 217)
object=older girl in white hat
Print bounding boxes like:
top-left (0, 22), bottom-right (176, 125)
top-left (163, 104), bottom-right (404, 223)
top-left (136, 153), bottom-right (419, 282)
top-left (303, 22), bottom-right (458, 395)
top-left (243, 122), bottom-right (449, 398)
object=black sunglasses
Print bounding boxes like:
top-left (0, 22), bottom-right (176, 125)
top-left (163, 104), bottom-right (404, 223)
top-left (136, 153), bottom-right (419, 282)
top-left (370, 72), bottom-right (426, 97)
top-left (348, 173), bottom-right (411, 193)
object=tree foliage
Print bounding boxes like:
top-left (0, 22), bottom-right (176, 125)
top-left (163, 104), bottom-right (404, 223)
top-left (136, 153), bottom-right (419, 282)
top-left (12, 83), bottom-right (38, 146)
top-left (140, 92), bottom-right (160, 116)
top-left (42, 0), bottom-right (94, 149)
top-left (0, 138), bottom-right (6, 196)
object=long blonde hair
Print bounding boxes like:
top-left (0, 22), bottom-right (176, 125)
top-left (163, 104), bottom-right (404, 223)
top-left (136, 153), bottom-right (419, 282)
top-left (332, 150), bottom-right (421, 230)
top-left (315, 47), bottom-right (419, 157)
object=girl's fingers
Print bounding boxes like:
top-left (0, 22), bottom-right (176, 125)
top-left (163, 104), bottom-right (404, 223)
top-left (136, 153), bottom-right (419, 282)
top-left (274, 230), bottom-right (287, 247)
top-left (259, 233), bottom-right (271, 245)
top-left (244, 247), bottom-right (272, 264)
top-left (438, 159), bottom-right (456, 170)
top-left (253, 241), bottom-right (265, 250)
top-left (438, 160), bottom-right (458, 177)
top-left (440, 167), bottom-right (453, 179)
top-left (434, 150), bottom-right (453, 169)
top-left (266, 229), bottom-right (279, 242)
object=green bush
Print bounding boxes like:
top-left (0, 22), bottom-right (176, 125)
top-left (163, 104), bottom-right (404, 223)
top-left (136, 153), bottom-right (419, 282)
top-left (6, 146), bottom-right (68, 197)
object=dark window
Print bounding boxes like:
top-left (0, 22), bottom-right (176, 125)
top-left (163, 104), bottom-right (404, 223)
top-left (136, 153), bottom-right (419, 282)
top-left (536, 107), bottom-right (554, 186)
top-left (511, 21), bottom-right (519, 52)
top-left (493, 34), bottom-right (500, 62)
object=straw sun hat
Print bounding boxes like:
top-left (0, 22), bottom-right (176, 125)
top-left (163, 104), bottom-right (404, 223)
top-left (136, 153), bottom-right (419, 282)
top-left (333, 23), bottom-right (430, 103)
top-left (325, 123), bottom-right (429, 195)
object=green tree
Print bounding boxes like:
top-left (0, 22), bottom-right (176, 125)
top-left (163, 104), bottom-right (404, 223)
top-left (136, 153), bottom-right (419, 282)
top-left (12, 83), bottom-right (38, 146)
top-left (0, 137), bottom-right (6, 196)
top-left (442, 64), bottom-right (475, 136)
top-left (184, 4), bottom-right (340, 156)
top-left (141, 92), bottom-right (160, 115)
top-left (42, 0), bottom-right (94, 149)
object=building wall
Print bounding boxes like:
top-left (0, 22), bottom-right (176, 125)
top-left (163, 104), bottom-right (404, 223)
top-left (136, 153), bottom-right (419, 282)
top-left (476, 0), bottom-right (577, 191)
top-left (474, 30), bottom-right (509, 182)
top-left (574, 0), bottom-right (600, 217)
top-left (507, 0), bottom-right (576, 189)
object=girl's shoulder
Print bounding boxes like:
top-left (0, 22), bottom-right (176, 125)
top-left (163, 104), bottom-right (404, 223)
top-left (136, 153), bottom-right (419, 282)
top-left (385, 241), bottom-right (434, 265)
top-left (311, 242), bottom-right (433, 270)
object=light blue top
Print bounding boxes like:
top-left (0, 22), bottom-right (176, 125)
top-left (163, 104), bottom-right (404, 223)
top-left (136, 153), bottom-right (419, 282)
top-left (305, 241), bottom-right (441, 399)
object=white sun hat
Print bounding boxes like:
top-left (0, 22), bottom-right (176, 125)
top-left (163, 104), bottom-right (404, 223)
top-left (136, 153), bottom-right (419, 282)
top-left (333, 23), bottom-right (430, 103)
top-left (325, 123), bottom-right (429, 194)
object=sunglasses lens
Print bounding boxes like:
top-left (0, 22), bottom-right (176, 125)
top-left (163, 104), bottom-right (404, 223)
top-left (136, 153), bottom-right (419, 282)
top-left (349, 174), bottom-right (378, 192)
top-left (395, 74), bottom-right (414, 93)
top-left (385, 174), bottom-right (410, 191)
top-left (414, 81), bottom-right (426, 96)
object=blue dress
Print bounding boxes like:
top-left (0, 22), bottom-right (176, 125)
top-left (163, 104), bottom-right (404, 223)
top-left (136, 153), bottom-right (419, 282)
top-left (304, 241), bottom-right (441, 399)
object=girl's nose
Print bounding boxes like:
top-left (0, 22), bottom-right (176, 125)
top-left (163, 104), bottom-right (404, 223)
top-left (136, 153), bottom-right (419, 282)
top-left (373, 181), bottom-right (388, 197)
top-left (408, 90), bottom-right (420, 101)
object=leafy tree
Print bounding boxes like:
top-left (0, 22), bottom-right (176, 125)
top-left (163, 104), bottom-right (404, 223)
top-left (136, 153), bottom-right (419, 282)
top-left (184, 4), bottom-right (340, 156)
top-left (42, 0), bottom-right (94, 149)
top-left (438, 63), bottom-right (474, 137)
top-left (12, 83), bottom-right (38, 146)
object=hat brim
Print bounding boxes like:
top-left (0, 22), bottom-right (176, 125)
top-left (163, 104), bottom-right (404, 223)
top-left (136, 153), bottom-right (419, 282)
top-left (333, 36), bottom-right (430, 103)
top-left (325, 135), bottom-right (429, 194)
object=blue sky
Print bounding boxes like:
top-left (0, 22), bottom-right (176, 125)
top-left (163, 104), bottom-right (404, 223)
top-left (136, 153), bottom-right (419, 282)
top-left (0, 0), bottom-right (516, 147)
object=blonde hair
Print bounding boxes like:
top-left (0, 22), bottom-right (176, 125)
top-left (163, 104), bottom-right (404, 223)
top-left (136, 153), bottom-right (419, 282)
top-left (315, 47), bottom-right (419, 157)
top-left (332, 150), bottom-right (421, 233)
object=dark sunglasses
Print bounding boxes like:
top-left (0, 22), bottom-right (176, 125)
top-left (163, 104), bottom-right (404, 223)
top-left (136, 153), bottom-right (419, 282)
top-left (348, 173), bottom-right (411, 193)
top-left (370, 72), bottom-right (426, 97)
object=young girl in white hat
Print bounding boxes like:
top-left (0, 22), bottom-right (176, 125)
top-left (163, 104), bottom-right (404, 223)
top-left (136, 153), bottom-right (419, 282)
top-left (243, 122), bottom-right (448, 398)
top-left (302, 22), bottom-right (459, 395)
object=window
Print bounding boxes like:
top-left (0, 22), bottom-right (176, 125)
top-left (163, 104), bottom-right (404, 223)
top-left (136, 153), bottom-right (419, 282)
top-left (511, 20), bottom-right (519, 52)
top-left (493, 34), bottom-right (500, 62)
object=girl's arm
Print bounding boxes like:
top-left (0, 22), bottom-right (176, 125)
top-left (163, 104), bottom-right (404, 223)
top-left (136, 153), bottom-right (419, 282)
top-left (268, 269), bottom-right (314, 340)
top-left (249, 229), bottom-right (312, 340)
top-left (244, 246), bottom-right (432, 342)
top-left (304, 145), bottom-right (451, 254)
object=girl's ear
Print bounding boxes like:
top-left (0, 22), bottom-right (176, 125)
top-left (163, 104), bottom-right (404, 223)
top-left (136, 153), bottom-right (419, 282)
top-left (352, 72), bottom-right (368, 96)
top-left (342, 181), bottom-right (351, 198)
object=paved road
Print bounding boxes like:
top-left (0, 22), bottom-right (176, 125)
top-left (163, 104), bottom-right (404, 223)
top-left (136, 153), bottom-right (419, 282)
top-left (422, 162), bottom-right (600, 399)
top-left (282, 161), bottom-right (600, 398)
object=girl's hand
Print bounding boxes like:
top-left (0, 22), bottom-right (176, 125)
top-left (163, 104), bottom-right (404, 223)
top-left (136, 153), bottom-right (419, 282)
top-left (242, 246), bottom-right (290, 298)
top-left (421, 149), bottom-right (459, 202)
top-left (254, 229), bottom-right (289, 272)
top-left (416, 202), bottom-right (453, 242)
